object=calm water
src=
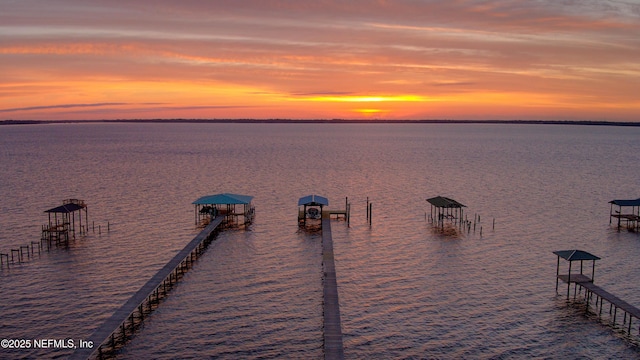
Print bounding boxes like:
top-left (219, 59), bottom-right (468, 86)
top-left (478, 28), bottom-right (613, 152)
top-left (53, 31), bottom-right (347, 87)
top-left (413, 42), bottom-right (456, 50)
top-left (1, 122), bottom-right (640, 359)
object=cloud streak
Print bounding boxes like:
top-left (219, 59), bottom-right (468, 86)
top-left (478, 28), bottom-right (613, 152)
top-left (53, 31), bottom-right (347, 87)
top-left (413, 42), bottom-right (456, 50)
top-left (0, 102), bottom-right (130, 113)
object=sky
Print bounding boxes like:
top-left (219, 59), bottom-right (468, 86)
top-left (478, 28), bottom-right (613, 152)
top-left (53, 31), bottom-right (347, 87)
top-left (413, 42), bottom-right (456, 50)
top-left (1, 0), bottom-right (639, 121)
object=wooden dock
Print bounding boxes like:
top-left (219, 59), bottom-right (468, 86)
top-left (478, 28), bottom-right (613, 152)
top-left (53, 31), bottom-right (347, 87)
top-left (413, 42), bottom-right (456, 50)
top-left (609, 198), bottom-right (640, 232)
top-left (322, 218), bottom-right (345, 360)
top-left (555, 249), bottom-right (640, 338)
top-left (567, 275), bottom-right (640, 336)
top-left (70, 216), bottom-right (224, 360)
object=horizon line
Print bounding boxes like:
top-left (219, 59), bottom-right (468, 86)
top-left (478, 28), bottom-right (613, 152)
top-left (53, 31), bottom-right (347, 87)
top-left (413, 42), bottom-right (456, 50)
top-left (2, 119), bottom-right (640, 127)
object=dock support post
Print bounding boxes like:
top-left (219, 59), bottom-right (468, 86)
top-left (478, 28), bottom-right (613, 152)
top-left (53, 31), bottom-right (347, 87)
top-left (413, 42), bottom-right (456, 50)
top-left (32, 241), bottom-right (41, 254)
top-left (566, 260), bottom-right (572, 300)
top-left (20, 245), bottom-right (30, 260)
top-left (599, 296), bottom-right (603, 318)
top-left (11, 249), bottom-right (20, 263)
top-left (0, 253), bottom-right (8, 268)
top-left (585, 289), bottom-right (589, 313)
top-left (366, 197), bottom-right (369, 221)
top-left (555, 256), bottom-right (560, 292)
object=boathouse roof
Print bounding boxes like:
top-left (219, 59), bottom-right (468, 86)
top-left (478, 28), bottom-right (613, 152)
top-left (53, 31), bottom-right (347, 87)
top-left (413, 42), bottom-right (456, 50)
top-left (44, 203), bottom-right (86, 213)
top-left (553, 250), bottom-right (600, 261)
top-left (609, 198), bottom-right (640, 207)
top-left (298, 195), bottom-right (329, 206)
top-left (192, 193), bottom-right (253, 205)
top-left (426, 196), bottom-right (466, 208)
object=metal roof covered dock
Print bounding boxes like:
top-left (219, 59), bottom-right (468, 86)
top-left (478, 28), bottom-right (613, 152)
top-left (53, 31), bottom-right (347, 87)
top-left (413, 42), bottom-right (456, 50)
top-left (192, 193), bottom-right (254, 227)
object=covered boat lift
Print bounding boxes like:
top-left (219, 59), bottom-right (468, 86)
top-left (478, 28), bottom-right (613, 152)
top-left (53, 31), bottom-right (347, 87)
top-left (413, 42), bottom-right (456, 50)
top-left (609, 198), bottom-right (640, 232)
top-left (298, 194), bottom-right (329, 227)
top-left (192, 193), bottom-right (254, 226)
top-left (42, 199), bottom-right (88, 243)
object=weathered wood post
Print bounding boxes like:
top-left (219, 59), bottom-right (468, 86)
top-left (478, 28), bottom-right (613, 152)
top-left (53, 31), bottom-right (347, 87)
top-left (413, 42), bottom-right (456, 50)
top-left (366, 197), bottom-right (370, 220)
top-left (567, 260), bottom-right (572, 300)
top-left (555, 255), bottom-right (560, 292)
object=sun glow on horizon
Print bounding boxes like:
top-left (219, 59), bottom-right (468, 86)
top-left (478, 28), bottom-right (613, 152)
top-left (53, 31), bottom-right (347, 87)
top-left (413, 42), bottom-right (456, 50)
top-left (355, 108), bottom-right (385, 115)
top-left (305, 95), bottom-right (425, 103)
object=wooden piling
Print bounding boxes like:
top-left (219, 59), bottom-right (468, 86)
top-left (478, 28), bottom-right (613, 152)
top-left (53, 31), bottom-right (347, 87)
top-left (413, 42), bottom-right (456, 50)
top-left (20, 245), bottom-right (30, 259)
top-left (31, 241), bottom-right (41, 255)
top-left (366, 197), bottom-right (370, 221)
top-left (11, 249), bottom-right (20, 263)
top-left (0, 253), bottom-right (8, 268)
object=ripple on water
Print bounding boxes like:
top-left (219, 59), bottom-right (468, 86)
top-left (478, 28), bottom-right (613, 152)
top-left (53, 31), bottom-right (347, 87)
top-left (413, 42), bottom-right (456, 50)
top-left (1, 123), bottom-right (640, 359)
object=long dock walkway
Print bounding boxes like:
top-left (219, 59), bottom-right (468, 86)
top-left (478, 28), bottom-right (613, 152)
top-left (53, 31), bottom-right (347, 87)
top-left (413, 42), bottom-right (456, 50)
top-left (563, 274), bottom-right (640, 336)
top-left (322, 217), bottom-right (345, 360)
top-left (70, 216), bottom-right (224, 360)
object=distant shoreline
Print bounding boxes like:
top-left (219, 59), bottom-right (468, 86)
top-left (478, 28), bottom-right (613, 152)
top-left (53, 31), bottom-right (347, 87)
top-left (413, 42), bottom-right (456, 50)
top-left (1, 119), bottom-right (639, 127)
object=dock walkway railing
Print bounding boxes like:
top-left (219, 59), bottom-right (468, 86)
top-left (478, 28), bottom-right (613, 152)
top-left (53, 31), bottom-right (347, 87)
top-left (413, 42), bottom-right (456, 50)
top-left (573, 278), bottom-right (640, 336)
top-left (70, 216), bottom-right (224, 360)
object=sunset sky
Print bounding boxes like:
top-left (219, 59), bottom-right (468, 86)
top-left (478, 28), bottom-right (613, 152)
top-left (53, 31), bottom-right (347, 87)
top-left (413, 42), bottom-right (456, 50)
top-left (1, 1), bottom-right (639, 121)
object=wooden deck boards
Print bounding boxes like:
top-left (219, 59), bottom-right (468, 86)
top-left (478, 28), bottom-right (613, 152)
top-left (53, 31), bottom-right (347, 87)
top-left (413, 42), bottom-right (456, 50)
top-left (557, 273), bottom-right (592, 284)
top-left (558, 273), bottom-right (640, 319)
top-left (70, 217), bottom-right (223, 360)
top-left (322, 218), bottom-right (344, 360)
top-left (581, 282), bottom-right (640, 319)
top-left (611, 214), bottom-right (640, 221)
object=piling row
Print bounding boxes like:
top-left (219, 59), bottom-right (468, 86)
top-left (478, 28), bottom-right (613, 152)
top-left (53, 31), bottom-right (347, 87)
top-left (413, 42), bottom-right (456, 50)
top-left (69, 216), bottom-right (224, 360)
top-left (0, 222), bottom-right (110, 271)
top-left (427, 211), bottom-right (495, 237)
